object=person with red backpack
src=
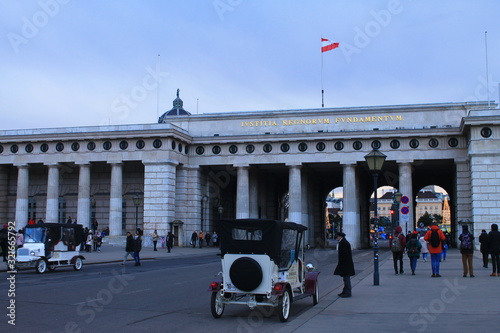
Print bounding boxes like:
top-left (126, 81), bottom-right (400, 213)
top-left (424, 223), bottom-right (446, 277)
top-left (390, 226), bottom-right (406, 274)
top-left (459, 225), bottom-right (475, 277)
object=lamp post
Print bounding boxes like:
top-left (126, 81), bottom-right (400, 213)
top-left (133, 194), bottom-right (141, 231)
top-left (365, 149), bottom-right (387, 286)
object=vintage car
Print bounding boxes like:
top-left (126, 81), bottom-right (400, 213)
top-left (208, 219), bottom-right (320, 322)
top-left (16, 223), bottom-right (85, 273)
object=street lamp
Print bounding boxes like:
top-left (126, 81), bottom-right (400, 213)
top-left (364, 149), bottom-right (387, 286)
top-left (133, 194), bottom-right (142, 231)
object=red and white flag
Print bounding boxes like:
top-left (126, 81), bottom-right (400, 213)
top-left (321, 38), bottom-right (339, 52)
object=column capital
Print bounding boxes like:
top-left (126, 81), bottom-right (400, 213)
top-left (286, 163), bottom-right (302, 168)
top-left (396, 160), bottom-right (414, 164)
top-left (14, 163), bottom-right (30, 168)
top-left (44, 162), bottom-right (61, 168)
top-left (234, 164), bottom-right (250, 169)
top-left (143, 160), bottom-right (179, 167)
top-left (75, 162), bottom-right (92, 166)
top-left (341, 162), bottom-right (357, 166)
top-left (107, 161), bottom-right (123, 166)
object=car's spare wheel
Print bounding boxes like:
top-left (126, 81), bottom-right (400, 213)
top-left (229, 257), bottom-right (263, 292)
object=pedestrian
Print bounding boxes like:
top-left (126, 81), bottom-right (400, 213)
top-left (191, 231), bottom-right (197, 248)
top-left (0, 224), bottom-right (8, 262)
top-left (81, 227), bottom-right (88, 251)
top-left (67, 216), bottom-right (72, 224)
top-left (121, 232), bottom-right (134, 266)
top-left (419, 234), bottom-right (429, 262)
top-left (424, 223), bottom-right (446, 277)
top-left (487, 223), bottom-right (500, 276)
top-left (479, 229), bottom-right (489, 268)
top-left (212, 232), bottom-right (218, 247)
top-left (37, 218), bottom-right (44, 224)
top-left (85, 231), bottom-right (93, 252)
top-left (390, 226), bottom-right (406, 274)
top-left (442, 231), bottom-right (450, 261)
top-left (91, 219), bottom-right (99, 232)
top-left (205, 232), bottom-right (211, 246)
top-left (16, 229), bottom-right (24, 248)
top-left (95, 231), bottom-right (102, 252)
top-left (152, 229), bottom-right (159, 251)
top-left (133, 229), bottom-right (142, 266)
top-left (406, 232), bottom-right (422, 275)
top-left (459, 225), bottom-right (475, 277)
top-left (28, 218), bottom-right (35, 225)
top-left (334, 232), bottom-right (355, 298)
top-left (198, 231), bottom-right (204, 248)
top-left (166, 231), bottom-right (175, 253)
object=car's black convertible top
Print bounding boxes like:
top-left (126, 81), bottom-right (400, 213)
top-left (219, 219), bottom-right (307, 266)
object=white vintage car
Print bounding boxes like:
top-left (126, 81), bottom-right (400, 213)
top-left (16, 223), bottom-right (85, 273)
top-left (208, 219), bottom-right (320, 322)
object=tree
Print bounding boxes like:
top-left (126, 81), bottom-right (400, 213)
top-left (433, 214), bottom-right (443, 224)
top-left (417, 212), bottom-right (434, 227)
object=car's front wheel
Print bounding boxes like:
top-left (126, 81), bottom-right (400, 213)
top-left (277, 289), bottom-right (291, 322)
top-left (211, 292), bottom-right (225, 319)
top-left (36, 259), bottom-right (47, 274)
top-left (73, 257), bottom-right (83, 271)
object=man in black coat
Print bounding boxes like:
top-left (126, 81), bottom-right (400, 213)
top-left (488, 224), bottom-right (500, 276)
top-left (334, 232), bottom-right (355, 298)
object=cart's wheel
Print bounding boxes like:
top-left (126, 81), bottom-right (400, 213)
top-left (36, 259), bottom-right (47, 274)
top-left (73, 257), bottom-right (83, 271)
top-left (277, 289), bottom-right (291, 322)
top-left (210, 292), bottom-right (225, 319)
top-left (312, 281), bottom-right (319, 305)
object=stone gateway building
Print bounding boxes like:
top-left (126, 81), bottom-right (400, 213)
top-left (1, 94), bottom-right (499, 249)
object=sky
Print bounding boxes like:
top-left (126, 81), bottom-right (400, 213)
top-left (1, 0), bottom-right (499, 131)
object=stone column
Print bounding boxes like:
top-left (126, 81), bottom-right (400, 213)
top-left (76, 163), bottom-right (91, 229)
top-left (176, 165), bottom-right (188, 223)
top-left (15, 164), bottom-right (29, 229)
top-left (398, 162), bottom-right (414, 233)
top-left (185, 165), bottom-right (201, 246)
top-left (143, 161), bottom-right (178, 238)
top-left (0, 166), bottom-right (8, 223)
top-left (455, 159), bottom-right (472, 239)
top-left (342, 163), bottom-right (360, 249)
top-left (46, 163), bottom-right (60, 223)
top-left (249, 169), bottom-right (259, 218)
top-left (236, 166), bottom-right (250, 219)
top-left (109, 162), bottom-right (123, 236)
top-left (288, 164), bottom-right (302, 224)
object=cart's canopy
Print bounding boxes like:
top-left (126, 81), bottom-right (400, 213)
top-left (219, 219), bottom-right (307, 267)
top-left (24, 223), bottom-right (84, 247)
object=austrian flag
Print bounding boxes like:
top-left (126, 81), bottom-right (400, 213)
top-left (321, 38), bottom-right (339, 52)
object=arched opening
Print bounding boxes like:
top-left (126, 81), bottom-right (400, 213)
top-left (325, 187), bottom-right (343, 244)
top-left (415, 185), bottom-right (451, 232)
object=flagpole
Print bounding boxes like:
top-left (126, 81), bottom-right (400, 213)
top-left (156, 54), bottom-right (161, 118)
top-left (321, 36), bottom-right (324, 108)
top-left (485, 31), bottom-right (490, 109)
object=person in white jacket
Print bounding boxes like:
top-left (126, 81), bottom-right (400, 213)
top-left (419, 235), bottom-right (429, 262)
